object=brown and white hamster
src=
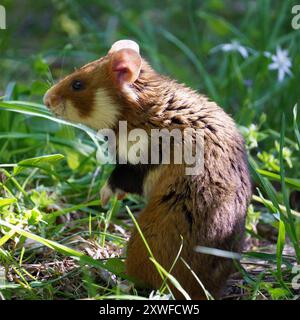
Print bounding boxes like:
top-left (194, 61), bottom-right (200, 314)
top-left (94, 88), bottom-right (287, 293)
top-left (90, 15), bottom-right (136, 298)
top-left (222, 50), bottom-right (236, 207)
top-left (44, 40), bottom-right (252, 299)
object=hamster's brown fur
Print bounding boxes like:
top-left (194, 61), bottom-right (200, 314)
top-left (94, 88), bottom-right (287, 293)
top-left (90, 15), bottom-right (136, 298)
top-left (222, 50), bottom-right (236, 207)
top-left (44, 40), bottom-right (252, 299)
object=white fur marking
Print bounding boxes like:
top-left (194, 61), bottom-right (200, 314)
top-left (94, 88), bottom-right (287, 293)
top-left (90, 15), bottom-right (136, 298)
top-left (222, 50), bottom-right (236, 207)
top-left (64, 88), bottom-right (120, 130)
top-left (100, 182), bottom-right (114, 206)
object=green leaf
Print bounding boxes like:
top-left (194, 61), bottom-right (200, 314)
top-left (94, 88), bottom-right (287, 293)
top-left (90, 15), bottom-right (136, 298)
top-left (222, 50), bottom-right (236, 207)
top-left (0, 100), bottom-right (101, 149)
top-left (0, 198), bottom-right (16, 208)
top-left (268, 287), bottom-right (290, 300)
top-left (24, 208), bottom-right (43, 225)
top-left (104, 258), bottom-right (126, 275)
top-left (0, 229), bottom-right (17, 246)
top-left (256, 169), bottom-right (300, 190)
top-left (33, 56), bottom-right (50, 76)
top-left (244, 251), bottom-right (292, 266)
top-left (65, 149), bottom-right (80, 170)
top-left (249, 157), bottom-right (281, 214)
top-left (13, 154), bottom-right (64, 175)
top-left (31, 80), bottom-right (49, 96)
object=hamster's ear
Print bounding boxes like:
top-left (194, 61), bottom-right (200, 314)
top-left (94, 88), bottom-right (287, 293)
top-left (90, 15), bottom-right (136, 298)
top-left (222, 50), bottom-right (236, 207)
top-left (109, 40), bottom-right (141, 85)
top-left (109, 39), bottom-right (140, 55)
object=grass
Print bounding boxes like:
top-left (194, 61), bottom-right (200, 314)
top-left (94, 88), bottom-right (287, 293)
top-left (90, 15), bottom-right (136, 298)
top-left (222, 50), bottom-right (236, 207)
top-left (0, 0), bottom-right (300, 300)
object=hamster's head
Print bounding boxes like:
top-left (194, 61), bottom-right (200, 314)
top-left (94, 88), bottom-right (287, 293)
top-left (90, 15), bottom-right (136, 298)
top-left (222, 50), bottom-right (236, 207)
top-left (43, 40), bottom-right (146, 130)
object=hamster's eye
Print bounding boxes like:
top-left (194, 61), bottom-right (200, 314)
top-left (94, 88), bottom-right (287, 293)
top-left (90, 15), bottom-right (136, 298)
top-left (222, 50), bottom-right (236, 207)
top-left (72, 80), bottom-right (84, 91)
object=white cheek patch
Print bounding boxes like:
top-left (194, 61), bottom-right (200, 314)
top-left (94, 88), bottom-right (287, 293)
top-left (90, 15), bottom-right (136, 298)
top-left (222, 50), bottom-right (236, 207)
top-left (65, 88), bottom-right (120, 130)
top-left (92, 89), bottom-right (120, 129)
top-left (64, 100), bottom-right (83, 123)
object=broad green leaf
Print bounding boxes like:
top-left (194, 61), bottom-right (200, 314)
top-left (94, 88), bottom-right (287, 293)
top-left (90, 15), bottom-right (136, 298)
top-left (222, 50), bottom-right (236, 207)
top-left (268, 287), bottom-right (290, 300)
top-left (104, 258), bottom-right (126, 275)
top-left (0, 229), bottom-right (16, 246)
top-left (257, 169), bottom-right (300, 190)
top-left (0, 198), bottom-right (16, 208)
top-left (0, 101), bottom-right (101, 148)
top-left (13, 154), bottom-right (64, 175)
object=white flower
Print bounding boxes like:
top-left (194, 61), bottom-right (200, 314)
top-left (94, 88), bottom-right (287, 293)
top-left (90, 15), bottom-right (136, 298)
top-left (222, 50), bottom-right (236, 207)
top-left (268, 47), bottom-right (292, 82)
top-left (211, 40), bottom-right (249, 58)
top-left (149, 290), bottom-right (172, 300)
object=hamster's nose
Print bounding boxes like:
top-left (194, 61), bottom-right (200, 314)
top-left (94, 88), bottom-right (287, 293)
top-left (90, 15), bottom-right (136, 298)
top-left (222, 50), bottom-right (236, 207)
top-left (43, 91), bottom-right (51, 108)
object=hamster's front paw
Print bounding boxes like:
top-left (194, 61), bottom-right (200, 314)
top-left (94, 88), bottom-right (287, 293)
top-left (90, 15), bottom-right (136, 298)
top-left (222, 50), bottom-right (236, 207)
top-left (100, 182), bottom-right (126, 206)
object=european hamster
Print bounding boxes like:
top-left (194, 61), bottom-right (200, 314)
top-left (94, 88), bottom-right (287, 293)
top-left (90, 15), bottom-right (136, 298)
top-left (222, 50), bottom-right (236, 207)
top-left (44, 40), bottom-right (252, 299)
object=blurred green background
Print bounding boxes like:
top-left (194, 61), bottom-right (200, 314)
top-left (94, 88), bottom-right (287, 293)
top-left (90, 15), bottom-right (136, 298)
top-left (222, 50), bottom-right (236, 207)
top-left (1, 0), bottom-right (299, 127)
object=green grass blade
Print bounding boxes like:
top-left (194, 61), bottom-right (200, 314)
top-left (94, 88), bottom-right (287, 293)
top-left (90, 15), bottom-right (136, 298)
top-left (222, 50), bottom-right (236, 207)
top-left (279, 114), bottom-right (300, 262)
top-left (293, 105), bottom-right (300, 151)
top-left (149, 257), bottom-right (191, 300)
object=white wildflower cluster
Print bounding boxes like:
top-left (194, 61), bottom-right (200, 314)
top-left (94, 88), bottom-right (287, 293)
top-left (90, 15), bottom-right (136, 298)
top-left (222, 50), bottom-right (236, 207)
top-left (211, 40), bottom-right (249, 58)
top-left (211, 40), bottom-right (292, 83)
top-left (268, 47), bottom-right (292, 82)
top-left (148, 290), bottom-right (172, 300)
